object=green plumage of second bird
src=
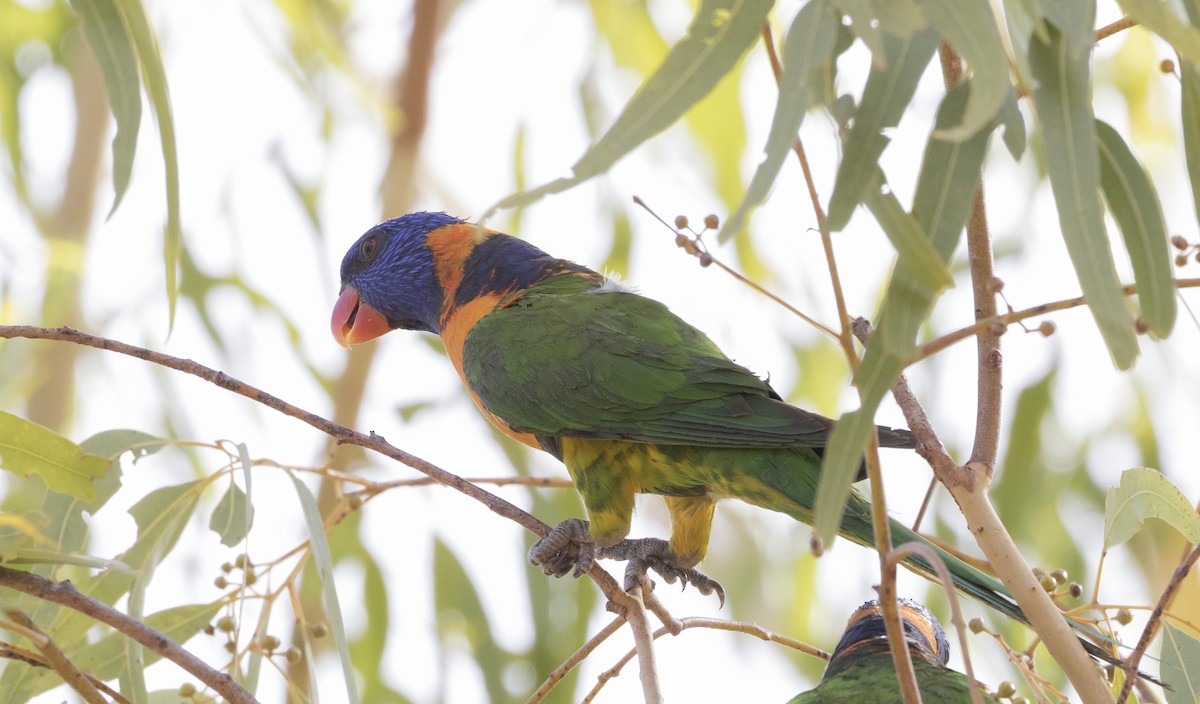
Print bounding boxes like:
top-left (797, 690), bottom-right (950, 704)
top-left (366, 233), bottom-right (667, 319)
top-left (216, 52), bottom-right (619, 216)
top-left (461, 271), bottom-right (1015, 618)
top-left (788, 656), bottom-right (1000, 704)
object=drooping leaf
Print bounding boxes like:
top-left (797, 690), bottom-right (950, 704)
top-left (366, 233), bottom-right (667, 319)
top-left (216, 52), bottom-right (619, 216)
top-left (1103, 467), bottom-right (1200, 550)
top-left (825, 25), bottom-right (940, 231)
top-left (919, 0), bottom-right (1010, 140)
top-left (489, 0), bottom-right (773, 213)
top-left (1094, 119), bottom-right (1176, 338)
top-left (862, 172), bottom-right (954, 294)
top-left (289, 473), bottom-right (360, 704)
top-left (0, 411), bottom-right (110, 500)
top-left (69, 0), bottom-right (182, 330)
top-left (210, 482), bottom-right (252, 547)
top-left (718, 0), bottom-right (839, 243)
top-left (1182, 61), bottom-right (1200, 230)
top-left (815, 82), bottom-right (994, 544)
top-left (70, 0), bottom-right (142, 215)
top-left (1162, 622), bottom-right (1200, 704)
top-left (1028, 19), bottom-right (1138, 369)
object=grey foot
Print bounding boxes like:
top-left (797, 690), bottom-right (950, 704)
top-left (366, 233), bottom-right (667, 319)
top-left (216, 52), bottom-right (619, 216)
top-left (529, 519), bottom-right (725, 605)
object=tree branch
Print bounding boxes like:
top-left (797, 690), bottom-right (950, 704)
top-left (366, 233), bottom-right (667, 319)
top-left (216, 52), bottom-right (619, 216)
top-left (0, 567), bottom-right (256, 704)
top-left (0, 325), bottom-right (675, 698)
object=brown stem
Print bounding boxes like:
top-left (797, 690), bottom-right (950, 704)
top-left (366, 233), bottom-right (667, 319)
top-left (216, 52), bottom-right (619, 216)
top-left (0, 568), bottom-right (256, 704)
top-left (1115, 542), bottom-right (1200, 704)
top-left (1095, 16), bottom-right (1137, 43)
top-left (917, 279), bottom-right (1200, 361)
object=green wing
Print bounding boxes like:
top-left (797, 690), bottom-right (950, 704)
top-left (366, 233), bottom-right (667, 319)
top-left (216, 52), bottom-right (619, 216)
top-left (462, 282), bottom-right (842, 448)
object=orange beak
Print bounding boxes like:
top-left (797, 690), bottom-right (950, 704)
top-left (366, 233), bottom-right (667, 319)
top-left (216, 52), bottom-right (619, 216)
top-left (331, 286), bottom-right (392, 348)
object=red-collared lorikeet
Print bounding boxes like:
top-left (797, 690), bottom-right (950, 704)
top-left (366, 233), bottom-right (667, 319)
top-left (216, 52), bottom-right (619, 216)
top-left (328, 212), bottom-right (1090, 642)
top-left (788, 599), bottom-right (1000, 703)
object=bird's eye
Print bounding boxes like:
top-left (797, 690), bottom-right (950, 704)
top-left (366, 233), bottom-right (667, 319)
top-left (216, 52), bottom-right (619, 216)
top-left (358, 236), bottom-right (378, 262)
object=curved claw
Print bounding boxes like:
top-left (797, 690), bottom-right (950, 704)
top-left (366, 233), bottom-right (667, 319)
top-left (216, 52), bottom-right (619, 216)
top-left (529, 518), bottom-right (596, 578)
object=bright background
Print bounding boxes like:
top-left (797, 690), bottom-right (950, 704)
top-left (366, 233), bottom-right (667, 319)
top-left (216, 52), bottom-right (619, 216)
top-left (3, 0), bottom-right (1200, 701)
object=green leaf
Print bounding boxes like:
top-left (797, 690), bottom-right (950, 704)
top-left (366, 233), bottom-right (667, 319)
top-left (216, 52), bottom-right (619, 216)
top-left (1182, 61), bottom-right (1200, 231)
top-left (862, 172), bottom-right (954, 294)
top-left (128, 480), bottom-right (205, 559)
top-left (1094, 119), bottom-right (1176, 338)
top-left (210, 482), bottom-right (252, 547)
top-left (1028, 21), bottom-right (1138, 369)
top-left (815, 83), bottom-right (994, 543)
top-left (996, 88), bottom-right (1027, 159)
top-left (813, 406), bottom-right (882, 545)
top-left (80, 429), bottom-right (168, 461)
top-left (825, 26), bottom-right (940, 231)
top-left (72, 602), bottom-right (224, 680)
top-left (1162, 622), bottom-right (1200, 704)
top-left (1116, 0), bottom-right (1200, 67)
top-left (289, 473), bottom-right (360, 704)
top-left (1103, 468), bottom-right (1200, 549)
top-left (70, 0), bottom-right (142, 215)
top-left (718, 0), bottom-right (839, 243)
top-left (489, 0), bottom-right (772, 213)
top-left (919, 0), bottom-right (1010, 140)
top-left (69, 0), bottom-right (181, 329)
top-left (112, 0), bottom-right (182, 331)
top-left (0, 411), bottom-right (110, 500)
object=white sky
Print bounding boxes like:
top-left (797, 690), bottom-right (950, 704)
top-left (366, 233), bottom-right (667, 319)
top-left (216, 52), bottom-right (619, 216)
top-left (4, 0), bottom-right (1200, 701)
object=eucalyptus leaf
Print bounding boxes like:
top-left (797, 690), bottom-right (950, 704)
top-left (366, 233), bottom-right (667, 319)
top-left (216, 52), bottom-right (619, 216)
top-left (1103, 467), bottom-right (1200, 549)
top-left (718, 0), bottom-right (838, 243)
top-left (1182, 61), bottom-right (1200, 230)
top-left (919, 0), bottom-right (1010, 140)
top-left (1029, 21), bottom-right (1138, 369)
top-left (0, 411), bottom-right (110, 501)
top-left (210, 482), bottom-right (252, 547)
top-left (289, 473), bottom-right (360, 704)
top-left (1095, 119), bottom-right (1176, 338)
top-left (826, 26), bottom-right (940, 231)
top-left (70, 0), bottom-right (141, 215)
top-left (489, 0), bottom-right (772, 214)
top-left (1162, 622), bottom-right (1200, 704)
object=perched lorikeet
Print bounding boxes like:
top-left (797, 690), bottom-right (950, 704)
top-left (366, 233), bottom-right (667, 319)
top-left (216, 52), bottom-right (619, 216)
top-left (328, 213), bottom-right (1040, 623)
top-left (788, 599), bottom-right (1000, 703)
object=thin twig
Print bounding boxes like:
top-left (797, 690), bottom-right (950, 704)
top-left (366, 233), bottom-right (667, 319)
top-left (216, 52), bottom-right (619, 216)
top-left (918, 279), bottom-right (1200, 361)
top-left (1115, 542), bottom-right (1200, 704)
top-left (883, 544), bottom-right (989, 704)
top-left (581, 614), bottom-right (829, 703)
top-left (632, 196), bottom-right (838, 339)
top-left (1095, 16), bottom-right (1137, 43)
top-left (527, 616), bottom-right (624, 704)
top-left (0, 568), bottom-right (256, 704)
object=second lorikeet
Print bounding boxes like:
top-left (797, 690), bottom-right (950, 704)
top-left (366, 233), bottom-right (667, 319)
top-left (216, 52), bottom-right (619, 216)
top-left (328, 213), bottom-right (1041, 625)
top-left (788, 599), bottom-right (1001, 703)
